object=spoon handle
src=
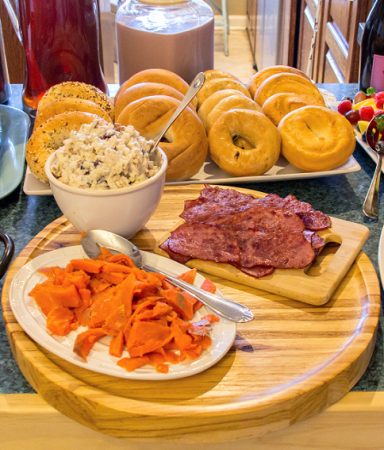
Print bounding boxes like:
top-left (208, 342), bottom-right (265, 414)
top-left (151, 72), bottom-right (205, 151)
top-left (143, 264), bottom-right (254, 323)
top-left (363, 152), bottom-right (383, 219)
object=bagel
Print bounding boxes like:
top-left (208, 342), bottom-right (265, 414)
top-left (255, 73), bottom-right (323, 106)
top-left (196, 77), bottom-right (251, 107)
top-left (248, 65), bottom-right (310, 98)
top-left (206, 94), bottom-right (262, 131)
top-left (37, 81), bottom-right (113, 118)
top-left (278, 106), bottom-right (355, 171)
top-left (116, 95), bottom-right (208, 181)
top-left (116, 68), bottom-right (198, 108)
top-left (204, 69), bottom-right (239, 82)
top-left (34, 97), bottom-right (112, 129)
top-left (198, 88), bottom-right (249, 128)
top-left (208, 109), bottom-right (281, 176)
top-left (27, 112), bottom-right (111, 183)
top-left (262, 92), bottom-right (326, 126)
top-left (115, 82), bottom-right (187, 120)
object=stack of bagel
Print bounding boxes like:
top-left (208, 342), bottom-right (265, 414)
top-left (27, 82), bottom-right (113, 183)
top-left (248, 65), bottom-right (355, 171)
top-left (114, 68), bottom-right (207, 181)
top-left (27, 65), bottom-right (356, 185)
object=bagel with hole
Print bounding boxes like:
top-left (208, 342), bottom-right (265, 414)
top-left (208, 109), bottom-right (281, 176)
top-left (27, 113), bottom-right (112, 183)
top-left (255, 73), bottom-right (323, 106)
top-left (196, 77), bottom-right (251, 107)
top-left (116, 95), bottom-right (208, 181)
top-left (206, 94), bottom-right (262, 131)
top-left (248, 65), bottom-right (310, 98)
top-left (115, 82), bottom-right (186, 121)
top-left (278, 106), bottom-right (355, 171)
top-left (262, 92), bottom-right (326, 126)
top-left (198, 88), bottom-right (250, 128)
top-left (37, 81), bottom-right (113, 118)
top-left (34, 97), bottom-right (112, 129)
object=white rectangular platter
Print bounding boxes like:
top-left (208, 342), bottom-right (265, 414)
top-left (23, 155), bottom-right (361, 195)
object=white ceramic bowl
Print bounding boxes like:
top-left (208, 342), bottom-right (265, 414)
top-left (45, 148), bottom-right (167, 238)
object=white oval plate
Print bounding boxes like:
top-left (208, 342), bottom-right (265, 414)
top-left (9, 246), bottom-right (236, 380)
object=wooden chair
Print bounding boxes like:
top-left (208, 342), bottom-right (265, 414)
top-left (206, 0), bottom-right (229, 56)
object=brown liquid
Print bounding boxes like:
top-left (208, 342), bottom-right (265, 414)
top-left (116, 19), bottom-right (214, 84)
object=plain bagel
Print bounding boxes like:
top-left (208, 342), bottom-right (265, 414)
top-left (248, 65), bottom-right (310, 98)
top-left (116, 68), bottom-right (198, 109)
top-left (116, 95), bottom-right (208, 181)
top-left (254, 73), bottom-right (323, 106)
top-left (196, 77), bottom-right (251, 107)
top-left (115, 82), bottom-right (186, 121)
top-left (278, 106), bottom-right (355, 172)
top-left (198, 88), bottom-right (250, 128)
top-left (206, 94), bottom-right (262, 131)
top-left (208, 109), bottom-right (281, 176)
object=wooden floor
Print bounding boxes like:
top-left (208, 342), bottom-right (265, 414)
top-left (214, 29), bottom-right (255, 84)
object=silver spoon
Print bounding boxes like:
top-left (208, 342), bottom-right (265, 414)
top-left (81, 229), bottom-right (254, 323)
top-left (151, 72), bottom-right (205, 152)
top-left (363, 115), bottom-right (384, 219)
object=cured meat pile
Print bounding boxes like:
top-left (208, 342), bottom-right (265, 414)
top-left (160, 186), bottom-right (331, 278)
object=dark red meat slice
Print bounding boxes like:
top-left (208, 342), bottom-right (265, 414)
top-left (166, 223), bottom-right (240, 264)
top-left (182, 187), bottom-right (331, 232)
top-left (236, 229), bottom-right (315, 268)
top-left (163, 213), bottom-right (315, 269)
top-left (257, 194), bottom-right (331, 231)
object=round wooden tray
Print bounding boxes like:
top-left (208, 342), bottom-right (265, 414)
top-left (2, 185), bottom-right (381, 441)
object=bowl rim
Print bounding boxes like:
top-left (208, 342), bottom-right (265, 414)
top-left (45, 146), bottom-right (168, 197)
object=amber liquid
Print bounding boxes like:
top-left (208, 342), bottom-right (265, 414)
top-left (18, 0), bottom-right (107, 112)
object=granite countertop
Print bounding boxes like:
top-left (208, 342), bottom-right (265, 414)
top-left (0, 84), bottom-right (383, 394)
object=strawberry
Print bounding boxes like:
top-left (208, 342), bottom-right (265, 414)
top-left (375, 91), bottom-right (384, 108)
top-left (359, 106), bottom-right (375, 121)
top-left (337, 99), bottom-right (352, 115)
top-left (374, 109), bottom-right (384, 116)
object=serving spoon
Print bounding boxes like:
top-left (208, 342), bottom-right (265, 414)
top-left (81, 229), bottom-right (254, 323)
top-left (363, 114), bottom-right (384, 219)
top-left (150, 71), bottom-right (205, 152)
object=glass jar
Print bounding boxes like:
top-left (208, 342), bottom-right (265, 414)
top-left (115, 0), bottom-right (214, 84)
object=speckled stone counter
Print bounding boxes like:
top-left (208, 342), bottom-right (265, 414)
top-left (0, 84), bottom-right (383, 394)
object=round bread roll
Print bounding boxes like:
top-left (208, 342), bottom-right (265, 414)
top-left (254, 73), bottom-right (323, 106)
top-left (34, 97), bottom-right (112, 129)
top-left (27, 112), bottom-right (111, 184)
top-left (196, 77), bottom-right (251, 107)
top-left (206, 94), bottom-right (262, 131)
top-left (204, 69), bottom-right (239, 82)
top-left (116, 95), bottom-right (208, 181)
top-left (115, 82), bottom-right (186, 120)
top-left (198, 88), bottom-right (249, 128)
top-left (209, 109), bottom-right (281, 176)
top-left (115, 68), bottom-right (199, 109)
top-left (262, 92), bottom-right (326, 126)
top-left (278, 106), bottom-right (355, 171)
top-left (248, 65), bottom-right (310, 98)
top-left (37, 81), bottom-right (113, 118)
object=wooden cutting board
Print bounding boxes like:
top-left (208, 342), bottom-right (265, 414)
top-left (157, 186), bottom-right (370, 305)
top-left (1, 184), bottom-right (381, 442)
